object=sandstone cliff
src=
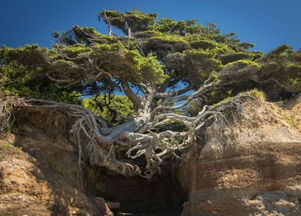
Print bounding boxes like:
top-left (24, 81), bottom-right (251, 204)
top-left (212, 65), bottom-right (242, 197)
top-left (0, 109), bottom-right (113, 216)
top-left (179, 96), bottom-right (301, 216)
top-left (0, 95), bottom-right (300, 216)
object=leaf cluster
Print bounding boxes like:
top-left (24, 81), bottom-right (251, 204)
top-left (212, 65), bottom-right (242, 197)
top-left (1, 9), bottom-right (300, 118)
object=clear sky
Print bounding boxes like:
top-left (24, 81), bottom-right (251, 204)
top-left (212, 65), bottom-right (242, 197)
top-left (0, 0), bottom-right (300, 52)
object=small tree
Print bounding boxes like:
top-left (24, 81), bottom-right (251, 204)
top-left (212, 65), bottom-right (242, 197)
top-left (0, 10), bottom-right (300, 178)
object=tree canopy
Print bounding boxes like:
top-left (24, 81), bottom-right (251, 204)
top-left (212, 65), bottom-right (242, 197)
top-left (0, 9), bottom-right (301, 178)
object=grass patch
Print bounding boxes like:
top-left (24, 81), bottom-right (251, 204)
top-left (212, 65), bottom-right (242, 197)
top-left (213, 89), bottom-right (266, 107)
top-left (242, 89), bottom-right (267, 101)
top-left (0, 142), bottom-right (24, 161)
top-left (280, 112), bottom-right (301, 130)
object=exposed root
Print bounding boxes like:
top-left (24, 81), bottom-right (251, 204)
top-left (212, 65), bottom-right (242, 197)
top-left (0, 98), bottom-right (225, 178)
top-left (0, 90), bottom-right (260, 179)
top-left (0, 95), bottom-right (24, 131)
top-left (194, 94), bottom-right (262, 152)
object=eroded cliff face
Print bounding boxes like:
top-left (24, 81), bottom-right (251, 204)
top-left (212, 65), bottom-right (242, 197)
top-left (0, 109), bottom-right (113, 216)
top-left (0, 107), bottom-right (186, 216)
top-left (179, 96), bottom-right (301, 216)
top-left (0, 95), bottom-right (300, 216)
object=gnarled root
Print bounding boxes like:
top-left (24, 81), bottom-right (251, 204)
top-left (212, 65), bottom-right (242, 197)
top-left (0, 94), bottom-right (258, 179)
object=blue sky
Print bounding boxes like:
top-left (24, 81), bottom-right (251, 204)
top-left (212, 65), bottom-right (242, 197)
top-left (0, 0), bottom-right (300, 52)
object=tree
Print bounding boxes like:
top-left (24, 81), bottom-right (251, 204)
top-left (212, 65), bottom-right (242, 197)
top-left (0, 10), bottom-right (300, 178)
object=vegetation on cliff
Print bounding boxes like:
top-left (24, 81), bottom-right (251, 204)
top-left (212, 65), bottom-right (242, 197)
top-left (0, 9), bottom-right (300, 179)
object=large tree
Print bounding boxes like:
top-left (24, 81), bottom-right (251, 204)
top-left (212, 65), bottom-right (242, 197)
top-left (1, 10), bottom-right (301, 178)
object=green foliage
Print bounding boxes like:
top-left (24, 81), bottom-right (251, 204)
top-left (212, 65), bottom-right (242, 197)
top-left (53, 44), bottom-right (92, 58)
top-left (0, 45), bottom-right (82, 103)
top-left (166, 49), bottom-right (222, 86)
top-left (1, 10), bottom-right (262, 105)
top-left (190, 39), bottom-right (220, 50)
top-left (0, 44), bottom-right (47, 66)
top-left (152, 34), bottom-right (187, 44)
top-left (219, 51), bottom-right (263, 65)
top-left (2, 9), bottom-right (300, 117)
top-left (268, 44), bottom-right (292, 56)
top-left (256, 45), bottom-right (301, 94)
top-left (144, 33), bottom-right (190, 54)
top-left (132, 52), bottom-right (168, 84)
top-left (125, 50), bottom-right (167, 84)
top-left (225, 59), bottom-right (261, 69)
top-left (239, 42), bottom-right (255, 50)
top-left (150, 18), bottom-right (203, 35)
top-left (82, 95), bottom-right (134, 125)
top-left (99, 9), bottom-right (157, 34)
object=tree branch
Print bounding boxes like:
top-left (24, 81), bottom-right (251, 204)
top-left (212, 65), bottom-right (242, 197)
top-left (153, 77), bottom-right (218, 113)
top-left (155, 84), bottom-right (192, 98)
top-left (121, 80), bottom-right (142, 109)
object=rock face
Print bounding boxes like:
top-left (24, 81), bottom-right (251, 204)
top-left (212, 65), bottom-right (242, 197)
top-left (0, 96), bottom-right (301, 216)
top-left (0, 109), bottom-right (113, 216)
top-left (179, 97), bottom-right (301, 216)
top-left (0, 107), bottom-right (186, 216)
